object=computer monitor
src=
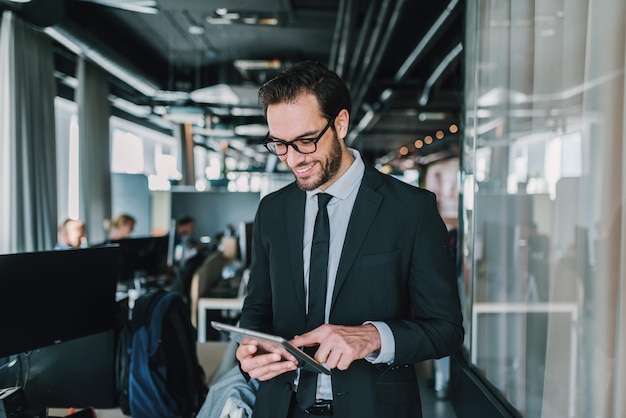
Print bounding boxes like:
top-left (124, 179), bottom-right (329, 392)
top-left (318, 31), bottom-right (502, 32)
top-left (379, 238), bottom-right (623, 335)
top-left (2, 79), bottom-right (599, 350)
top-left (22, 329), bottom-right (119, 409)
top-left (109, 235), bottom-right (170, 282)
top-left (0, 246), bottom-right (121, 409)
top-left (0, 246), bottom-right (120, 359)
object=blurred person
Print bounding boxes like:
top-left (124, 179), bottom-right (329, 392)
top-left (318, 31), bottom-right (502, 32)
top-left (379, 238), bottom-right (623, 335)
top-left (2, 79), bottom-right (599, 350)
top-left (171, 215), bottom-right (211, 302)
top-left (174, 215), bottom-right (202, 266)
top-left (176, 215), bottom-right (196, 239)
top-left (54, 218), bottom-right (87, 249)
top-left (104, 213), bottom-right (136, 240)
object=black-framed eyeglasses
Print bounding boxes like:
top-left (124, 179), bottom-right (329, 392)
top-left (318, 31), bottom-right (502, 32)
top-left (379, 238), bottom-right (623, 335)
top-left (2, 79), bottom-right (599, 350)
top-left (263, 116), bottom-right (336, 156)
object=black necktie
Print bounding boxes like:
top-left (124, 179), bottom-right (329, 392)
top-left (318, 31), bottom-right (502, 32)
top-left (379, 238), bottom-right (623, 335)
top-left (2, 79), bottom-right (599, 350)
top-left (297, 192), bottom-right (332, 408)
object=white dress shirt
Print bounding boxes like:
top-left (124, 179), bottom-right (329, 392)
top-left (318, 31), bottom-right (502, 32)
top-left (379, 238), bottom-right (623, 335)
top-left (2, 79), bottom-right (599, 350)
top-left (301, 148), bottom-right (395, 401)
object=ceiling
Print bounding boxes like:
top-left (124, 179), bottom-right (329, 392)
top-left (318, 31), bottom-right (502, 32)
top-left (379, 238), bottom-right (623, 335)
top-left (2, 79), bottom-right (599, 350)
top-left (2, 0), bottom-right (464, 170)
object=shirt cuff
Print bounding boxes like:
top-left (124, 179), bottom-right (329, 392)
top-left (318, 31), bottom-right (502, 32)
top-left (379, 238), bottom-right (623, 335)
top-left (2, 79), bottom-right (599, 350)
top-left (363, 321), bottom-right (395, 364)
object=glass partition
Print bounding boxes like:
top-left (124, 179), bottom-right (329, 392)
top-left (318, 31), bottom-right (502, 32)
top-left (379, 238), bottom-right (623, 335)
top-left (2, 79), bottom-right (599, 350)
top-left (462, 0), bottom-right (625, 416)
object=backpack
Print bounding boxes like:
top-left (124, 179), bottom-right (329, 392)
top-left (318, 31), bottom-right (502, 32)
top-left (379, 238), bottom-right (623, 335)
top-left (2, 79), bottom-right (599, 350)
top-left (116, 289), bottom-right (207, 418)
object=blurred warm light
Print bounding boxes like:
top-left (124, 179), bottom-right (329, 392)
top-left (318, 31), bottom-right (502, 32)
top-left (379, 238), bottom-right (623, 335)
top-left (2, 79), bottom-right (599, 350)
top-left (380, 164), bottom-right (393, 174)
top-left (399, 146), bottom-right (409, 156)
top-left (436, 130), bottom-right (444, 139)
top-left (424, 135), bottom-right (433, 144)
top-left (415, 140), bottom-right (424, 149)
top-left (449, 124), bottom-right (459, 133)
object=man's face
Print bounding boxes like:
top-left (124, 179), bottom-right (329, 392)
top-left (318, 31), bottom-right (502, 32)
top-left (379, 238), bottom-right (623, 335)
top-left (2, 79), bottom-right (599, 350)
top-left (177, 223), bottom-right (194, 237)
top-left (267, 94), bottom-right (346, 191)
top-left (65, 220), bottom-right (86, 248)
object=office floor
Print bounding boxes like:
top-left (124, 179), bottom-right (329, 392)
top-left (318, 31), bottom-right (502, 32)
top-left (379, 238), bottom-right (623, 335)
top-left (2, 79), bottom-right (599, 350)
top-left (418, 374), bottom-right (458, 418)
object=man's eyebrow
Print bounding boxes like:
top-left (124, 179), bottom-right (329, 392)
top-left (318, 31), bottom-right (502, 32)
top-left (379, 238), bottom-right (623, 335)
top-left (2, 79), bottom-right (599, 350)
top-left (267, 128), bottom-right (320, 142)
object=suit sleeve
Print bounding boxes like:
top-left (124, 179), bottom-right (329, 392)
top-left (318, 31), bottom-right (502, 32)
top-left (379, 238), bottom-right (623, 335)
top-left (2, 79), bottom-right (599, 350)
top-left (387, 192), bottom-right (464, 364)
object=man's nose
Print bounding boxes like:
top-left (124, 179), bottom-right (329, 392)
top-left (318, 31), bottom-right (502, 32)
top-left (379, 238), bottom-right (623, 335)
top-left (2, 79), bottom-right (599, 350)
top-left (284, 145), bottom-right (305, 166)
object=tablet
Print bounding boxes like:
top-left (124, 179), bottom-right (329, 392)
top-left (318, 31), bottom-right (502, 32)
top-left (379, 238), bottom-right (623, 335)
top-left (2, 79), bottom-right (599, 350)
top-left (210, 321), bottom-right (331, 375)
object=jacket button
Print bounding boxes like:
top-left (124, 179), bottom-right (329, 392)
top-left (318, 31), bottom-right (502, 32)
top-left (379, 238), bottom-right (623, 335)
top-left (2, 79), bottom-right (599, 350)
top-left (285, 383), bottom-right (293, 391)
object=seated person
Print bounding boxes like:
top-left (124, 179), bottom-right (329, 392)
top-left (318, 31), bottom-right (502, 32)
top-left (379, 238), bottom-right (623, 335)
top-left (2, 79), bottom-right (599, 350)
top-left (173, 215), bottom-right (209, 268)
top-left (54, 218), bottom-right (87, 250)
top-left (171, 216), bottom-right (211, 302)
top-left (104, 213), bottom-right (136, 240)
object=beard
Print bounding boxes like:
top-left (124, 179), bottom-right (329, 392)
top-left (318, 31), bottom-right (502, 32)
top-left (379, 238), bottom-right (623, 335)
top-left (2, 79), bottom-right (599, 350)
top-left (292, 131), bottom-right (343, 191)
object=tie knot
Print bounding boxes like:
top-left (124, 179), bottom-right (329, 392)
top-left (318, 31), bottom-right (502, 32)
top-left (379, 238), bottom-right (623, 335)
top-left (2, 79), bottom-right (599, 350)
top-left (317, 193), bottom-right (332, 209)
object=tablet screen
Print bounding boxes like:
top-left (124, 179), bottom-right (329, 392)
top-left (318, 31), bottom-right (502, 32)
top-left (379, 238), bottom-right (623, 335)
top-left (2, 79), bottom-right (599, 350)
top-left (211, 321), bottom-right (331, 375)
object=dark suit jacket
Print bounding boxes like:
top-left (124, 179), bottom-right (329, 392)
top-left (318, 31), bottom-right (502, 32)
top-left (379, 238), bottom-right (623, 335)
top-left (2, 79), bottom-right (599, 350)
top-left (240, 160), bottom-right (464, 418)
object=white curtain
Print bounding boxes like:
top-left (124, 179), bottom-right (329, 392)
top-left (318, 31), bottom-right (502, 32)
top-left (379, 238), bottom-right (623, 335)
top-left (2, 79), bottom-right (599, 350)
top-left (76, 57), bottom-right (112, 245)
top-left (0, 11), bottom-right (58, 254)
top-left (463, 0), bottom-right (625, 416)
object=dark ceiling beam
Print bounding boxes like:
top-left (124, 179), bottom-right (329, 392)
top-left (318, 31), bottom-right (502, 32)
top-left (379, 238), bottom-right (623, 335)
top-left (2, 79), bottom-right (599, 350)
top-left (418, 42), bottom-right (463, 106)
top-left (46, 20), bottom-right (161, 98)
top-left (344, 0), bottom-right (377, 85)
top-left (346, 0), bottom-right (460, 147)
top-left (393, 0), bottom-right (460, 81)
top-left (329, 0), bottom-right (354, 78)
top-left (350, 0), bottom-right (407, 120)
top-left (348, 0), bottom-right (395, 101)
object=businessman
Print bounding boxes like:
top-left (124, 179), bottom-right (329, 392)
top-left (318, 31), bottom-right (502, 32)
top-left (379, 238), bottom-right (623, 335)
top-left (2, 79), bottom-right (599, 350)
top-left (236, 61), bottom-right (464, 418)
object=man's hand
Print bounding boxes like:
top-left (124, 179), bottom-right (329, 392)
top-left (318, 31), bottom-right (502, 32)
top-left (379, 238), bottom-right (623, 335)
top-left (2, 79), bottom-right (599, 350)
top-left (291, 323), bottom-right (382, 371)
top-left (235, 337), bottom-right (298, 381)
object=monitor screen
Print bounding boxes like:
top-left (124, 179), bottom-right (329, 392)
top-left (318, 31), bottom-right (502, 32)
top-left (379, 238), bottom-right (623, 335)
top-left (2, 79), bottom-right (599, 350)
top-left (170, 190), bottom-right (260, 241)
top-left (0, 246), bottom-right (120, 359)
top-left (22, 329), bottom-right (118, 409)
top-left (109, 235), bottom-right (170, 282)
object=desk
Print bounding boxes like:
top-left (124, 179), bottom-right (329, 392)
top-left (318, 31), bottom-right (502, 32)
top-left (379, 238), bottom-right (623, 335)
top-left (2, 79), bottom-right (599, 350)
top-left (196, 297), bottom-right (245, 342)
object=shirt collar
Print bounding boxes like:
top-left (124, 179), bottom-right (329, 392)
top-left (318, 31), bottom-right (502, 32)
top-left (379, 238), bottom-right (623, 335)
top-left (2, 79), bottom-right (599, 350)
top-left (306, 148), bottom-right (365, 202)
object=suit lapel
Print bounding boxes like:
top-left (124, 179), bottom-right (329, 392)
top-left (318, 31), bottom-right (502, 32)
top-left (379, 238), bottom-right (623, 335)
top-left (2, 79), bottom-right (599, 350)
top-left (285, 186), bottom-right (307, 312)
top-left (331, 164), bottom-right (383, 309)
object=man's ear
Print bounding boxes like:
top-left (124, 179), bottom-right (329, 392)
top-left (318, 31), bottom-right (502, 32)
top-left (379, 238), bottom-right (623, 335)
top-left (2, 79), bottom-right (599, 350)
top-left (335, 108), bottom-right (350, 139)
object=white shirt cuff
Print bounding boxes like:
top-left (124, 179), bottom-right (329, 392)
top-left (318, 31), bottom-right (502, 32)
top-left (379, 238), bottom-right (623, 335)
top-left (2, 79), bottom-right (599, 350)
top-left (363, 321), bottom-right (395, 364)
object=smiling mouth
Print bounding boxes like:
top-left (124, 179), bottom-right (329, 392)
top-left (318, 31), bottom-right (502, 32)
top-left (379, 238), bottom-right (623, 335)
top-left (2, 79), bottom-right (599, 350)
top-left (293, 162), bottom-right (316, 175)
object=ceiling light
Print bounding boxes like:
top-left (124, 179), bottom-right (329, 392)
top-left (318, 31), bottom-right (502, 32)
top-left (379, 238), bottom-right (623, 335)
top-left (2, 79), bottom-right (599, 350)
top-left (193, 127), bottom-right (236, 138)
top-left (231, 107), bottom-right (264, 117)
top-left (418, 112), bottom-right (447, 121)
top-left (88, 0), bottom-right (159, 14)
top-left (45, 27), bottom-right (159, 97)
top-left (191, 84), bottom-right (239, 105)
top-left (207, 106), bottom-right (231, 116)
top-left (208, 10), bottom-right (279, 26)
top-left (234, 59), bottom-right (281, 72)
top-left (206, 17), bottom-right (232, 25)
top-left (8, 0), bottom-right (32, 3)
top-left (154, 90), bottom-right (190, 102)
top-left (258, 18), bottom-right (278, 25)
top-left (234, 124), bottom-right (268, 137)
top-left (191, 84), bottom-right (260, 107)
top-left (188, 25), bottom-right (205, 35)
top-left (163, 106), bottom-right (205, 125)
top-left (111, 97), bottom-right (152, 117)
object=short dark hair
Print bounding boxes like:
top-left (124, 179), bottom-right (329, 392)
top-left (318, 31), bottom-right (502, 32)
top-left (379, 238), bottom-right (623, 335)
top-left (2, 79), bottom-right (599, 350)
top-left (176, 215), bottom-right (195, 227)
top-left (258, 61), bottom-right (351, 121)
